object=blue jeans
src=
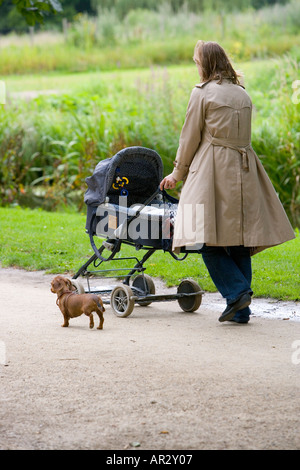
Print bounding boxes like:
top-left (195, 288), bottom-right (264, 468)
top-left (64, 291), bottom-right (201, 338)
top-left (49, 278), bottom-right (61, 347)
top-left (200, 245), bottom-right (253, 320)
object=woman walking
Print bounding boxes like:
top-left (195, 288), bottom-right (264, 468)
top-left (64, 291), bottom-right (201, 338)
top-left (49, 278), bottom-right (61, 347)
top-left (160, 41), bottom-right (295, 324)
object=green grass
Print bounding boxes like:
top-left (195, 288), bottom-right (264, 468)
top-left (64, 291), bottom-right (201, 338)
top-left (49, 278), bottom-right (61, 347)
top-left (4, 64), bottom-right (196, 93)
top-left (0, 207), bottom-right (299, 300)
top-left (3, 59), bottom-right (277, 94)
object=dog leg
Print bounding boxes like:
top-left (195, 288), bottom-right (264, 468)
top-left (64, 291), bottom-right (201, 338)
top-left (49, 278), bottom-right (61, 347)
top-left (95, 308), bottom-right (104, 330)
top-left (86, 313), bottom-right (94, 329)
top-left (62, 314), bottom-right (69, 327)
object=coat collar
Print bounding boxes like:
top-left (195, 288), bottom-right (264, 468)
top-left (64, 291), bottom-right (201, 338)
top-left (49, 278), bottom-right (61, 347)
top-left (195, 81), bottom-right (210, 88)
top-left (195, 79), bottom-right (245, 89)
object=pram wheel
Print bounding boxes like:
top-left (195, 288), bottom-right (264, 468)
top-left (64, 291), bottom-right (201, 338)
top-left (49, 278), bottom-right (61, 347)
top-left (132, 274), bottom-right (155, 306)
top-left (177, 279), bottom-right (202, 312)
top-left (110, 285), bottom-right (135, 317)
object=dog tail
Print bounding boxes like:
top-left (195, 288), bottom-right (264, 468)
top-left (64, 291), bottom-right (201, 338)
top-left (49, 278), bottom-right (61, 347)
top-left (95, 295), bottom-right (105, 312)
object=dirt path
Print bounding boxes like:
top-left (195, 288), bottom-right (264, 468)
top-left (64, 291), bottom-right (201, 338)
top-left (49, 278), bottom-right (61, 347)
top-left (0, 267), bottom-right (299, 450)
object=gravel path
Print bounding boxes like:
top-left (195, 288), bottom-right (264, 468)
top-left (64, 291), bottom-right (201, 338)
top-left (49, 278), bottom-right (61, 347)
top-left (0, 268), bottom-right (299, 450)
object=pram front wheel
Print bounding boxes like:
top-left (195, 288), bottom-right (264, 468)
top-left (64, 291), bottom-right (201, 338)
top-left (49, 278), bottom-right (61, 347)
top-left (132, 274), bottom-right (155, 306)
top-left (177, 279), bottom-right (202, 312)
top-left (111, 285), bottom-right (135, 317)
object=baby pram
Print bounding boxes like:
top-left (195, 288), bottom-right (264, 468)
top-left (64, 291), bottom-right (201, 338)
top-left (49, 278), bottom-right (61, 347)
top-left (73, 146), bottom-right (204, 317)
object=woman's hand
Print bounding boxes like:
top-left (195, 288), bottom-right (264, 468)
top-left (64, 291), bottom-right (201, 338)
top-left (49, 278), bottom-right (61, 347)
top-left (159, 174), bottom-right (177, 191)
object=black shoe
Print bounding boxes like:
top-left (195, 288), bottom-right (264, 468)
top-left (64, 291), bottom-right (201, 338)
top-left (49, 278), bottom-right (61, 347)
top-left (218, 293), bottom-right (251, 323)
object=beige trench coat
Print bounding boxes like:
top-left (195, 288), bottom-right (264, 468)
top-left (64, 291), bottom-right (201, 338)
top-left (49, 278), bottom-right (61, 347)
top-left (171, 79), bottom-right (295, 255)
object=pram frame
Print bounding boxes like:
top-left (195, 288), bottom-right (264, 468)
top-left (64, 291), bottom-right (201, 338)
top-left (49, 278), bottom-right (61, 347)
top-left (73, 188), bottom-right (204, 317)
top-left (73, 146), bottom-right (204, 317)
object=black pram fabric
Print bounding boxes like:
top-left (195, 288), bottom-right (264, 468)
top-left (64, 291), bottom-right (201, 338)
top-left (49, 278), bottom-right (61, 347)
top-left (84, 146), bottom-right (163, 208)
top-left (84, 146), bottom-right (166, 236)
top-left (83, 146), bottom-right (202, 253)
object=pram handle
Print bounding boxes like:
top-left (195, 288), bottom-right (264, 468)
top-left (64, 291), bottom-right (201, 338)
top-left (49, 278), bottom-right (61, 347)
top-left (159, 187), bottom-right (179, 204)
top-left (159, 187), bottom-right (189, 261)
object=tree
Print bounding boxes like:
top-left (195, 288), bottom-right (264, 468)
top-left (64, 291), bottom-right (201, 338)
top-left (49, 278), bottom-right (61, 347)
top-left (0, 0), bottom-right (63, 25)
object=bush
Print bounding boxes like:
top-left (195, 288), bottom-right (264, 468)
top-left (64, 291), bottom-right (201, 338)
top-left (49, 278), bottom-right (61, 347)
top-left (0, 57), bottom-right (299, 226)
top-left (1, 2), bottom-right (300, 75)
top-left (251, 55), bottom-right (300, 227)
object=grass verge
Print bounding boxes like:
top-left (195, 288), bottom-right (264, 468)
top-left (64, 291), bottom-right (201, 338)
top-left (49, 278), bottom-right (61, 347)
top-left (0, 207), bottom-right (299, 300)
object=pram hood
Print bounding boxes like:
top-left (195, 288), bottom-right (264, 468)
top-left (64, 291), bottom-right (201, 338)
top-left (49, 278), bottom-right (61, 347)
top-left (84, 146), bottom-right (164, 207)
top-left (83, 146), bottom-right (201, 253)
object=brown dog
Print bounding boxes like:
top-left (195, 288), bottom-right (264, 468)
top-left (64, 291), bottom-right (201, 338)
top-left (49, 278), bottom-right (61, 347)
top-left (51, 275), bottom-right (105, 329)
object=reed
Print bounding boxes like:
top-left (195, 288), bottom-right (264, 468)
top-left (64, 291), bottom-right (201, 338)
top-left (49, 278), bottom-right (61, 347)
top-left (0, 26), bottom-right (299, 228)
top-left (0, 57), bottom-right (299, 226)
top-left (0, 2), bottom-right (299, 75)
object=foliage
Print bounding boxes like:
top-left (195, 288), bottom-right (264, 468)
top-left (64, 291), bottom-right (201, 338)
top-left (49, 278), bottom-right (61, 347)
top-left (0, 2), bottom-right (299, 75)
top-left (0, 57), bottom-right (299, 226)
top-left (250, 55), bottom-right (300, 226)
top-left (0, 0), bottom-right (62, 25)
top-left (64, 2), bottom-right (300, 57)
top-left (0, 2), bottom-right (299, 225)
top-left (0, 0), bottom-right (293, 33)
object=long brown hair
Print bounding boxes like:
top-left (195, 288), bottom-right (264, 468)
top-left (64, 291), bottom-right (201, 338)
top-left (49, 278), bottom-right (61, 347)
top-left (193, 40), bottom-right (240, 85)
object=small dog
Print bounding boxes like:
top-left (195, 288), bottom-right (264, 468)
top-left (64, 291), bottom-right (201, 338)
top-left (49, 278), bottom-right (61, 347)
top-left (51, 275), bottom-right (105, 330)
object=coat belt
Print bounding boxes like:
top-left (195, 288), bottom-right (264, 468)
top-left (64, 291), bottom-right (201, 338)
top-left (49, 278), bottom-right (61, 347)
top-left (204, 130), bottom-right (251, 171)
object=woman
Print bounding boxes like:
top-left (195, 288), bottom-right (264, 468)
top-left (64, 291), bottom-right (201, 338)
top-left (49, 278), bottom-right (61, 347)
top-left (160, 41), bottom-right (295, 324)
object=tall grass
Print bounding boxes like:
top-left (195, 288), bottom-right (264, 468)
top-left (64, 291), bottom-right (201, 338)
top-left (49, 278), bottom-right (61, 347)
top-left (0, 2), bottom-right (299, 224)
top-left (0, 67), bottom-right (185, 209)
top-left (250, 55), bottom-right (300, 226)
top-left (0, 2), bottom-right (299, 74)
top-left (0, 57), bottom-right (299, 226)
